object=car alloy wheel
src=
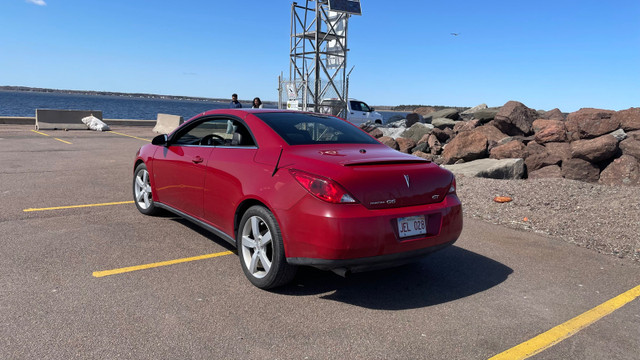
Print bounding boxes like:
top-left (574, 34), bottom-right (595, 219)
top-left (133, 163), bottom-right (158, 215)
top-left (238, 206), bottom-right (297, 289)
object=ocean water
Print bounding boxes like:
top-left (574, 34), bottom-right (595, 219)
top-left (0, 90), bottom-right (406, 122)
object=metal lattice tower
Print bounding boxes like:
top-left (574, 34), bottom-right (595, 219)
top-left (279, 1), bottom-right (360, 114)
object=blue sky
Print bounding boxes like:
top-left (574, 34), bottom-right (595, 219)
top-left (1, 0), bottom-right (638, 112)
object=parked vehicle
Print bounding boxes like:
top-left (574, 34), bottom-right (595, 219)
top-left (133, 109), bottom-right (462, 289)
top-left (319, 98), bottom-right (384, 125)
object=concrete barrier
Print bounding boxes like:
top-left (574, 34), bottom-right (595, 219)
top-left (0, 116), bottom-right (35, 125)
top-left (153, 113), bottom-right (183, 134)
top-left (35, 109), bottom-right (103, 130)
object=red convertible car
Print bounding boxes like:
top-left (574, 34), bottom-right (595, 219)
top-left (133, 109), bottom-right (462, 289)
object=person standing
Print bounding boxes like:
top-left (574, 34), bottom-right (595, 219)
top-left (230, 93), bottom-right (242, 108)
top-left (252, 97), bottom-right (263, 109)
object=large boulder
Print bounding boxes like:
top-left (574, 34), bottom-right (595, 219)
top-left (400, 122), bottom-right (433, 142)
top-left (413, 106), bottom-right (437, 117)
top-left (528, 165), bottom-right (563, 179)
top-left (613, 107), bottom-right (640, 131)
top-left (378, 136), bottom-right (399, 150)
top-left (561, 158), bottom-right (600, 182)
top-left (619, 138), bottom-right (640, 161)
top-left (598, 155), bottom-right (640, 186)
top-left (570, 134), bottom-right (619, 163)
top-left (629, 130), bottom-right (640, 141)
top-left (431, 118), bottom-right (459, 130)
top-left (428, 108), bottom-right (460, 120)
top-left (396, 137), bottom-right (417, 154)
top-left (489, 140), bottom-right (527, 160)
top-left (427, 134), bottom-right (443, 155)
top-left (441, 131), bottom-right (488, 164)
top-left (453, 119), bottom-right (480, 133)
top-left (565, 108), bottom-right (618, 140)
top-left (544, 142), bottom-right (572, 161)
top-left (492, 101), bottom-right (539, 136)
top-left (443, 158), bottom-right (525, 179)
top-left (473, 124), bottom-right (510, 146)
top-left (431, 127), bottom-right (452, 143)
top-left (412, 150), bottom-right (433, 161)
top-left (368, 127), bottom-right (384, 138)
top-left (524, 142), bottom-right (562, 172)
top-left (540, 108), bottom-right (565, 120)
top-left (532, 119), bottom-right (567, 143)
top-left (473, 108), bottom-right (500, 123)
top-left (460, 103), bottom-right (488, 116)
top-left (405, 113), bottom-right (423, 127)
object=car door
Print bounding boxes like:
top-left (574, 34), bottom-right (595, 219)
top-left (202, 119), bottom-right (259, 235)
top-left (350, 100), bottom-right (373, 125)
top-left (151, 119), bottom-right (217, 218)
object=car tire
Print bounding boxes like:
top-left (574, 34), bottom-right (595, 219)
top-left (237, 206), bottom-right (297, 289)
top-left (133, 163), bottom-right (159, 215)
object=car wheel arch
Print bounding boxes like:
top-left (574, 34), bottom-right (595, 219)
top-left (234, 199), bottom-right (284, 246)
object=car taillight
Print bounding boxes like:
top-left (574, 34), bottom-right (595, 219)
top-left (289, 169), bottom-right (357, 204)
top-left (448, 177), bottom-right (457, 194)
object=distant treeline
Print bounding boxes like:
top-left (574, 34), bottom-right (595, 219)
top-left (392, 105), bottom-right (470, 112)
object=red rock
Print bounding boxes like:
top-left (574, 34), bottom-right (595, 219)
top-left (524, 142), bottom-right (562, 171)
top-left (620, 138), bottom-right (640, 161)
top-left (612, 107), bottom-right (640, 131)
top-left (453, 119), bottom-right (479, 133)
top-left (413, 106), bottom-right (436, 116)
top-left (528, 165), bottom-right (563, 179)
top-left (561, 158), bottom-right (600, 182)
top-left (570, 135), bottom-right (619, 163)
top-left (396, 137), bottom-right (417, 153)
top-left (598, 155), bottom-right (640, 186)
top-left (565, 108), bottom-right (618, 140)
top-left (431, 128), bottom-right (451, 143)
top-left (368, 128), bottom-right (383, 138)
top-left (629, 130), bottom-right (640, 141)
top-left (544, 142), bottom-right (572, 161)
top-left (378, 136), bottom-right (398, 150)
top-left (492, 101), bottom-right (539, 136)
top-left (441, 131), bottom-right (488, 164)
top-left (490, 140), bottom-right (527, 159)
top-left (427, 134), bottom-right (442, 155)
top-left (474, 124), bottom-right (509, 149)
top-left (541, 108), bottom-right (565, 120)
top-left (412, 151), bottom-right (433, 161)
top-left (532, 119), bottom-right (567, 143)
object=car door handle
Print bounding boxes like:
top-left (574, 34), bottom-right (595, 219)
top-left (192, 156), bottom-right (204, 164)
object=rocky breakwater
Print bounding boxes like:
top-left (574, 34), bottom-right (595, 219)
top-left (361, 101), bottom-right (640, 186)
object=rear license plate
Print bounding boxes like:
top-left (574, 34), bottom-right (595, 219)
top-left (397, 215), bottom-right (427, 238)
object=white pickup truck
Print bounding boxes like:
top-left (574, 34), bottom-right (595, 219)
top-left (319, 98), bottom-right (384, 125)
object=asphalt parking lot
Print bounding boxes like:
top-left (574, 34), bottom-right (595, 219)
top-left (1, 124), bottom-right (639, 359)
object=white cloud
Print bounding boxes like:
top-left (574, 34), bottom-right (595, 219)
top-left (26, 0), bottom-right (47, 6)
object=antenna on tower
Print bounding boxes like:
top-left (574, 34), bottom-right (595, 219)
top-left (279, 1), bottom-right (361, 117)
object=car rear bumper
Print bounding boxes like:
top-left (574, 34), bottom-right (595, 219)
top-left (276, 194), bottom-right (463, 263)
top-left (286, 237), bottom-right (457, 272)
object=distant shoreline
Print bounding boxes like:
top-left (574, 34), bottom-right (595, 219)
top-left (0, 86), bottom-right (278, 105)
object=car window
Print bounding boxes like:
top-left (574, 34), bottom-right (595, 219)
top-left (256, 112), bottom-right (379, 145)
top-left (172, 118), bottom-right (256, 147)
top-left (358, 102), bottom-right (371, 112)
top-left (349, 101), bottom-right (362, 112)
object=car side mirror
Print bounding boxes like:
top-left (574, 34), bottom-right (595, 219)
top-left (152, 134), bottom-right (168, 146)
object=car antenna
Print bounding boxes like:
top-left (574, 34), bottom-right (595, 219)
top-left (272, 147), bottom-right (284, 177)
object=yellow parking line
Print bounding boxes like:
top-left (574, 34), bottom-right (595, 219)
top-left (24, 201), bottom-right (134, 212)
top-left (490, 284), bottom-right (640, 360)
top-left (92, 251), bottom-right (235, 277)
top-left (30, 129), bottom-right (73, 144)
top-left (109, 131), bottom-right (151, 142)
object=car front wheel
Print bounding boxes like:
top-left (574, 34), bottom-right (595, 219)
top-left (238, 206), bottom-right (297, 289)
top-left (133, 163), bottom-right (159, 215)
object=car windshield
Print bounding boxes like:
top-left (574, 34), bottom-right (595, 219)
top-left (256, 112), bottom-right (379, 145)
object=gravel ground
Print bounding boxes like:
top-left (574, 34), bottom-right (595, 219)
top-left (455, 176), bottom-right (640, 262)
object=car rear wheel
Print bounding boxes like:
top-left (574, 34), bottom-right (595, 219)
top-left (133, 163), bottom-right (159, 215)
top-left (238, 206), bottom-right (297, 289)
